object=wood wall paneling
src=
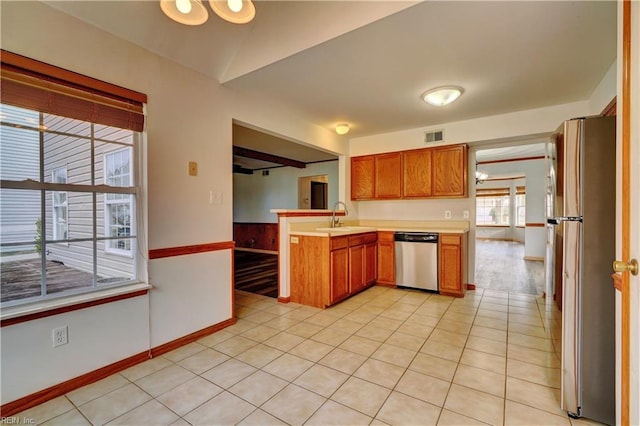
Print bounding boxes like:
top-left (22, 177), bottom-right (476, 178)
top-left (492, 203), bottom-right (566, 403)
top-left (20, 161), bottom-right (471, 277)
top-left (233, 223), bottom-right (279, 251)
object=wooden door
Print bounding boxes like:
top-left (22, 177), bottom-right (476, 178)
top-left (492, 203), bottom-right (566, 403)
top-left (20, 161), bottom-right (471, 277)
top-left (432, 145), bottom-right (467, 197)
top-left (402, 149), bottom-right (432, 197)
top-left (364, 242), bottom-right (377, 285)
top-left (438, 234), bottom-right (463, 297)
top-left (349, 244), bottom-right (365, 293)
top-left (377, 231), bottom-right (395, 285)
top-left (614, 3), bottom-right (638, 423)
top-left (375, 152), bottom-right (402, 198)
top-left (351, 156), bottom-right (375, 200)
top-left (330, 247), bottom-right (349, 303)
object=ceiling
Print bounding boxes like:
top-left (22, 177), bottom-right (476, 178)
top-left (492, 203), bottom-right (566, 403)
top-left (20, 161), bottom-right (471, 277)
top-left (43, 0), bottom-right (616, 164)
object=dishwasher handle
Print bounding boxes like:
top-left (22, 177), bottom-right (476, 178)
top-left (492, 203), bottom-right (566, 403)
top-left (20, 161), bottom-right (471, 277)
top-left (394, 232), bottom-right (438, 243)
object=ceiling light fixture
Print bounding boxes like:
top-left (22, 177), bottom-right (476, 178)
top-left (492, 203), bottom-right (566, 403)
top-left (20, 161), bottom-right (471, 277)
top-left (336, 123), bottom-right (350, 135)
top-left (209, 0), bottom-right (255, 24)
top-left (160, 0), bottom-right (209, 25)
top-left (422, 86), bottom-right (464, 107)
top-left (160, 0), bottom-right (255, 25)
top-left (475, 170), bottom-right (488, 184)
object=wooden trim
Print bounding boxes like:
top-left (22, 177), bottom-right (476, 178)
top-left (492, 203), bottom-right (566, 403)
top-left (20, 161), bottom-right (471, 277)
top-left (477, 156), bottom-right (545, 165)
top-left (612, 273), bottom-right (623, 292)
top-left (0, 289), bottom-right (148, 328)
top-left (149, 241), bottom-right (235, 259)
top-left (277, 296), bottom-right (291, 304)
top-left (480, 175), bottom-right (525, 182)
top-left (620, 1), bottom-right (631, 422)
top-left (275, 211), bottom-right (345, 218)
top-left (151, 318), bottom-right (236, 358)
top-left (0, 317), bottom-right (235, 416)
top-left (601, 96), bottom-right (616, 117)
top-left (1, 50), bottom-right (147, 103)
top-left (233, 146), bottom-right (305, 169)
top-left (374, 282), bottom-right (397, 288)
top-left (466, 284), bottom-right (476, 290)
top-left (476, 225), bottom-right (510, 228)
top-left (523, 256), bottom-right (544, 262)
top-left (525, 223), bottom-right (545, 227)
top-left (0, 351), bottom-right (151, 417)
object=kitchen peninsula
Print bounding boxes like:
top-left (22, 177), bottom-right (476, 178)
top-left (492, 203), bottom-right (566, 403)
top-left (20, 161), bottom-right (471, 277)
top-left (285, 217), bottom-right (469, 308)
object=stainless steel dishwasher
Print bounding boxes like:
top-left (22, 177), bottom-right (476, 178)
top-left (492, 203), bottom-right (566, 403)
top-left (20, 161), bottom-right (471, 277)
top-left (394, 232), bottom-right (438, 292)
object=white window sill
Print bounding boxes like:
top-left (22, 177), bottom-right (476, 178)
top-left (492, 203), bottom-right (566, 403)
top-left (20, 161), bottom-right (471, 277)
top-left (1, 283), bottom-right (152, 322)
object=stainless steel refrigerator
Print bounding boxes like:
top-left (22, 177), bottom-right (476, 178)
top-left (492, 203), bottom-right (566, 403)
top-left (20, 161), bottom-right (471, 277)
top-left (546, 115), bottom-right (616, 424)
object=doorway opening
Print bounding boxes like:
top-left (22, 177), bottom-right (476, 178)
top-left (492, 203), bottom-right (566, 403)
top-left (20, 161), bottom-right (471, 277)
top-left (473, 142), bottom-right (548, 296)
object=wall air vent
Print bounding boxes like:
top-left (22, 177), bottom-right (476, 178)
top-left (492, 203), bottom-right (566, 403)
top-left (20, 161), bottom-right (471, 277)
top-left (424, 129), bottom-right (444, 143)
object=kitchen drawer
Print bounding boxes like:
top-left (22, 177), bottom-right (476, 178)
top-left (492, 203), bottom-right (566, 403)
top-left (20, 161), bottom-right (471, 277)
top-left (348, 235), bottom-right (365, 246)
top-left (331, 236), bottom-right (349, 250)
top-left (440, 234), bottom-right (461, 245)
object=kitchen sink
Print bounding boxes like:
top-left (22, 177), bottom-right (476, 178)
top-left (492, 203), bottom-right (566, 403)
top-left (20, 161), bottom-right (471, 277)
top-left (315, 226), bottom-right (375, 232)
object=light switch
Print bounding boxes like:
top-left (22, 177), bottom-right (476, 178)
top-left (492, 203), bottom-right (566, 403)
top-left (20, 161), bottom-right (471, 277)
top-left (188, 161), bottom-right (198, 176)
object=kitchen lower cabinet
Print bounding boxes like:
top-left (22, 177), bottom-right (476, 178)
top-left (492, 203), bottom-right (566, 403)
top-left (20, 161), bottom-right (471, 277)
top-left (438, 233), bottom-right (468, 297)
top-left (377, 231), bottom-right (395, 285)
top-left (290, 232), bottom-right (378, 308)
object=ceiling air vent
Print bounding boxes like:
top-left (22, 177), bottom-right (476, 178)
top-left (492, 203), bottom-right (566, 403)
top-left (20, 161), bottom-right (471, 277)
top-left (424, 129), bottom-right (444, 143)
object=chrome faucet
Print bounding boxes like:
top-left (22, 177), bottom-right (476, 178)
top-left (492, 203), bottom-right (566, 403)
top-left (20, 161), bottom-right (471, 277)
top-left (331, 201), bottom-right (348, 228)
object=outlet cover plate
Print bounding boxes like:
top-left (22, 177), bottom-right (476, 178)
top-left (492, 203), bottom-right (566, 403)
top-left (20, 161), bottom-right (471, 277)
top-left (444, 210), bottom-right (452, 219)
top-left (53, 326), bottom-right (68, 347)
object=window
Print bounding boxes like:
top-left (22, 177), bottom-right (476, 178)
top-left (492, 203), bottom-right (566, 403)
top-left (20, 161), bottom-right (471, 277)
top-left (0, 51), bottom-right (147, 307)
top-left (516, 186), bottom-right (526, 227)
top-left (52, 167), bottom-right (68, 241)
top-left (476, 187), bottom-right (510, 225)
top-left (104, 149), bottom-right (133, 255)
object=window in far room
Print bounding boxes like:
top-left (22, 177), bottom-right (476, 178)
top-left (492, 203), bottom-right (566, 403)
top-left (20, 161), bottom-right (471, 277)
top-left (476, 187), bottom-right (510, 225)
top-left (515, 185), bottom-right (526, 227)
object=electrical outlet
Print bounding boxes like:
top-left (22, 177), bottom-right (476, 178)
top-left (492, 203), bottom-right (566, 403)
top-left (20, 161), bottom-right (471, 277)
top-left (444, 210), bottom-right (452, 219)
top-left (463, 210), bottom-right (469, 219)
top-left (52, 326), bottom-right (68, 347)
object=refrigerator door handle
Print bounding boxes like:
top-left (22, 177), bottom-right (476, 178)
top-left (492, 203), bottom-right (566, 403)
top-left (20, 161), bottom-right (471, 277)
top-left (549, 217), bottom-right (583, 224)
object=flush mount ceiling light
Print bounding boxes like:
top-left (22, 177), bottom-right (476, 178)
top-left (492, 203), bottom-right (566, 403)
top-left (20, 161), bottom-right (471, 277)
top-left (421, 86), bottom-right (464, 107)
top-left (160, 0), bottom-right (255, 25)
top-left (336, 123), bottom-right (350, 135)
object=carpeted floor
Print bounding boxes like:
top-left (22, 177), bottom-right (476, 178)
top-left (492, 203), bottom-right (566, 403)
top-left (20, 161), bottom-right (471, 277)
top-left (234, 250), bottom-right (278, 298)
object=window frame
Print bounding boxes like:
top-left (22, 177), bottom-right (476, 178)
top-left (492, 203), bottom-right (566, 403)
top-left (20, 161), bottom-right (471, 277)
top-left (103, 147), bottom-right (135, 257)
top-left (51, 166), bottom-right (68, 242)
top-left (476, 187), bottom-right (511, 226)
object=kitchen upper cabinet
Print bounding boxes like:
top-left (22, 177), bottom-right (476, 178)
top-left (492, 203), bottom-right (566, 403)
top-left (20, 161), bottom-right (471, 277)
top-left (374, 152), bottom-right (402, 199)
top-left (438, 233), bottom-right (468, 298)
top-left (432, 145), bottom-right (467, 197)
top-left (377, 231), bottom-right (395, 285)
top-left (351, 156), bottom-right (375, 200)
top-left (351, 144), bottom-right (467, 200)
top-left (402, 149), bottom-right (432, 198)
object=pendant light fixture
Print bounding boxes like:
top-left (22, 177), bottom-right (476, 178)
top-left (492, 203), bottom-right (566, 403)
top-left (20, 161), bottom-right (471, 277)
top-left (160, 0), bottom-right (255, 25)
top-left (421, 86), bottom-right (464, 107)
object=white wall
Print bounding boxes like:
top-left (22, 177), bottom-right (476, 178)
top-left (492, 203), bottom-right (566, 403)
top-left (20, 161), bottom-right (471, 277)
top-left (588, 61), bottom-right (617, 115)
top-left (233, 161), bottom-right (339, 223)
top-left (0, 1), bottom-right (345, 404)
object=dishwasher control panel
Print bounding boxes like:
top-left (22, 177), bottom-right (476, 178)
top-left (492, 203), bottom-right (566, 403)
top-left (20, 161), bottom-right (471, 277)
top-left (394, 232), bottom-right (438, 243)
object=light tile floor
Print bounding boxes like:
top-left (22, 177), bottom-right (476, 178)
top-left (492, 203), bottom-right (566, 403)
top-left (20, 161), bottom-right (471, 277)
top-left (16, 287), bottom-right (606, 426)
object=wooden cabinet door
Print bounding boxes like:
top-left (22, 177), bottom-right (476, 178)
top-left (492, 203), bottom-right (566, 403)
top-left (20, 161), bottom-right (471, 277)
top-left (377, 231), bottom-right (395, 285)
top-left (330, 247), bottom-right (349, 303)
top-left (364, 242), bottom-right (377, 285)
top-left (351, 156), bottom-right (375, 200)
top-left (439, 234), bottom-right (464, 297)
top-left (432, 145), bottom-right (467, 197)
top-left (375, 152), bottom-right (402, 199)
top-left (349, 244), bottom-right (365, 294)
top-left (402, 149), bottom-right (432, 198)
